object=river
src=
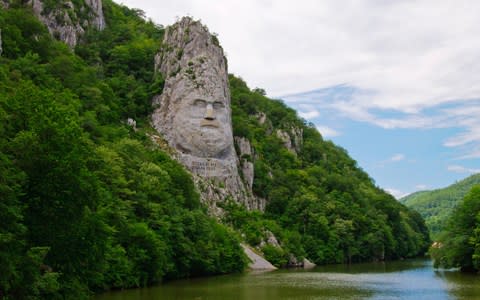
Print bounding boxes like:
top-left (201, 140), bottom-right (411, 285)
top-left (94, 259), bottom-right (480, 300)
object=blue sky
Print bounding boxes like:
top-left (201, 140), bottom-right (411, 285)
top-left (116, 0), bottom-right (480, 197)
top-left (282, 86), bottom-right (480, 197)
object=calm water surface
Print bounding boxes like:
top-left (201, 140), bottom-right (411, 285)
top-left (94, 259), bottom-right (480, 300)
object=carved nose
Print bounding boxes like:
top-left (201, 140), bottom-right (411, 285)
top-left (204, 103), bottom-right (215, 120)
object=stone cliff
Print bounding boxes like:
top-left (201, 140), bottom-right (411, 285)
top-left (27, 0), bottom-right (105, 47)
top-left (276, 126), bottom-right (303, 155)
top-left (152, 17), bottom-right (263, 212)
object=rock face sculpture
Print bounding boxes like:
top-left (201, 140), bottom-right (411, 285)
top-left (152, 17), bottom-right (262, 211)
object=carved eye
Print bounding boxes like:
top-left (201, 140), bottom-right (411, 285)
top-left (193, 99), bottom-right (207, 107)
top-left (213, 101), bottom-right (224, 109)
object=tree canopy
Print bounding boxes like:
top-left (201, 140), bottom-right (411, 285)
top-left (431, 185), bottom-right (480, 272)
top-left (0, 1), bottom-right (431, 299)
top-left (226, 75), bottom-right (430, 266)
top-left (0, 3), bottom-right (244, 299)
top-left (401, 173), bottom-right (480, 239)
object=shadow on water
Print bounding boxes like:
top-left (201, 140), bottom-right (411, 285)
top-left (434, 268), bottom-right (480, 300)
top-left (94, 259), bottom-right (480, 300)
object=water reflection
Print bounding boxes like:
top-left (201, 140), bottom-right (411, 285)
top-left (94, 259), bottom-right (480, 300)
top-left (435, 269), bottom-right (480, 299)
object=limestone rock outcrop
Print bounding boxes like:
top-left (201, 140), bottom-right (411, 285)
top-left (235, 136), bottom-right (254, 190)
top-left (27, 0), bottom-right (105, 48)
top-left (241, 244), bottom-right (277, 271)
top-left (276, 127), bottom-right (303, 155)
top-left (256, 112), bottom-right (267, 125)
top-left (258, 230), bottom-right (281, 248)
top-left (152, 17), bottom-right (259, 211)
top-left (85, 0), bottom-right (105, 30)
top-left (302, 258), bottom-right (316, 269)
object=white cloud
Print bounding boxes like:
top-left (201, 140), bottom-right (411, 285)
top-left (375, 153), bottom-right (406, 167)
top-left (447, 165), bottom-right (480, 174)
top-left (415, 184), bottom-right (428, 190)
top-left (115, 0), bottom-right (480, 160)
top-left (116, 1), bottom-right (480, 107)
top-left (298, 110), bottom-right (320, 120)
top-left (390, 154), bottom-right (405, 162)
top-left (457, 148), bottom-right (480, 160)
top-left (439, 104), bottom-right (480, 158)
top-left (385, 188), bottom-right (409, 199)
top-left (315, 125), bottom-right (340, 138)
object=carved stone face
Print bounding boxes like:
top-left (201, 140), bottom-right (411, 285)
top-left (171, 81), bottom-right (233, 158)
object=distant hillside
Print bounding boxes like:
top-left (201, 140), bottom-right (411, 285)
top-left (400, 173), bottom-right (480, 239)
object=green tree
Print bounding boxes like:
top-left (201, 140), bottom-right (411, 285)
top-left (432, 185), bottom-right (480, 272)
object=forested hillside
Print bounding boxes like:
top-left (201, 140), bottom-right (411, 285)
top-left (0, 1), bottom-right (430, 299)
top-left (0, 2), bottom-right (244, 299)
top-left (401, 173), bottom-right (480, 239)
top-left (431, 185), bottom-right (480, 272)
top-left (223, 76), bottom-right (430, 266)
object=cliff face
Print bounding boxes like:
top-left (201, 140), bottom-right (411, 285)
top-left (27, 0), bottom-right (105, 47)
top-left (152, 17), bottom-right (263, 212)
top-left (276, 127), bottom-right (303, 155)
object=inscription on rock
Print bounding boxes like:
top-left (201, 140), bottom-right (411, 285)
top-left (191, 161), bottom-right (218, 174)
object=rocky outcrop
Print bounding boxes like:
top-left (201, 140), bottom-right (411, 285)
top-left (291, 127), bottom-right (303, 153)
top-left (241, 244), bottom-right (277, 271)
top-left (302, 258), bottom-right (316, 269)
top-left (85, 0), bottom-right (105, 30)
top-left (152, 17), bottom-right (259, 212)
top-left (27, 0), bottom-right (105, 48)
top-left (235, 136), bottom-right (254, 190)
top-left (258, 230), bottom-right (281, 248)
top-left (276, 127), bottom-right (303, 155)
top-left (276, 129), bottom-right (293, 153)
top-left (256, 112), bottom-right (267, 125)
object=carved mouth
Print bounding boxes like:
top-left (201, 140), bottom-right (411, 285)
top-left (201, 119), bottom-right (220, 128)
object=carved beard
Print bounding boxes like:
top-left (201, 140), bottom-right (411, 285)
top-left (173, 117), bottom-right (233, 159)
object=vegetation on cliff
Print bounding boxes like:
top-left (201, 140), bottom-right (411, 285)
top-left (0, 2), bottom-right (244, 299)
top-left (401, 173), bottom-right (480, 239)
top-left (0, 0), bottom-right (430, 299)
top-left (225, 76), bottom-right (430, 266)
top-left (431, 185), bottom-right (480, 272)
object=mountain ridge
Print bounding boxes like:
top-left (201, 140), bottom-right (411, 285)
top-left (401, 173), bottom-right (480, 238)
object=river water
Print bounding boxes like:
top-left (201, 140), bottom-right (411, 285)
top-left (94, 259), bottom-right (480, 300)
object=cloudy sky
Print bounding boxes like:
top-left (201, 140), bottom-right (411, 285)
top-left (115, 0), bottom-right (480, 198)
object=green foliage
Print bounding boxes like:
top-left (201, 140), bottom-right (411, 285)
top-left (401, 173), bottom-right (480, 239)
top-left (0, 8), bottom-right (53, 60)
top-left (0, 2), bottom-right (432, 298)
top-left (0, 4), bottom-right (245, 299)
top-left (431, 185), bottom-right (480, 272)
top-left (229, 75), bottom-right (430, 265)
top-left (261, 245), bottom-right (288, 267)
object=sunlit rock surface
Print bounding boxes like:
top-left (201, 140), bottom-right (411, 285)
top-left (27, 0), bottom-right (105, 47)
top-left (241, 244), bottom-right (277, 271)
top-left (152, 17), bottom-right (262, 211)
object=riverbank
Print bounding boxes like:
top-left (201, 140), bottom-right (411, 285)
top-left (93, 259), bottom-right (480, 300)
